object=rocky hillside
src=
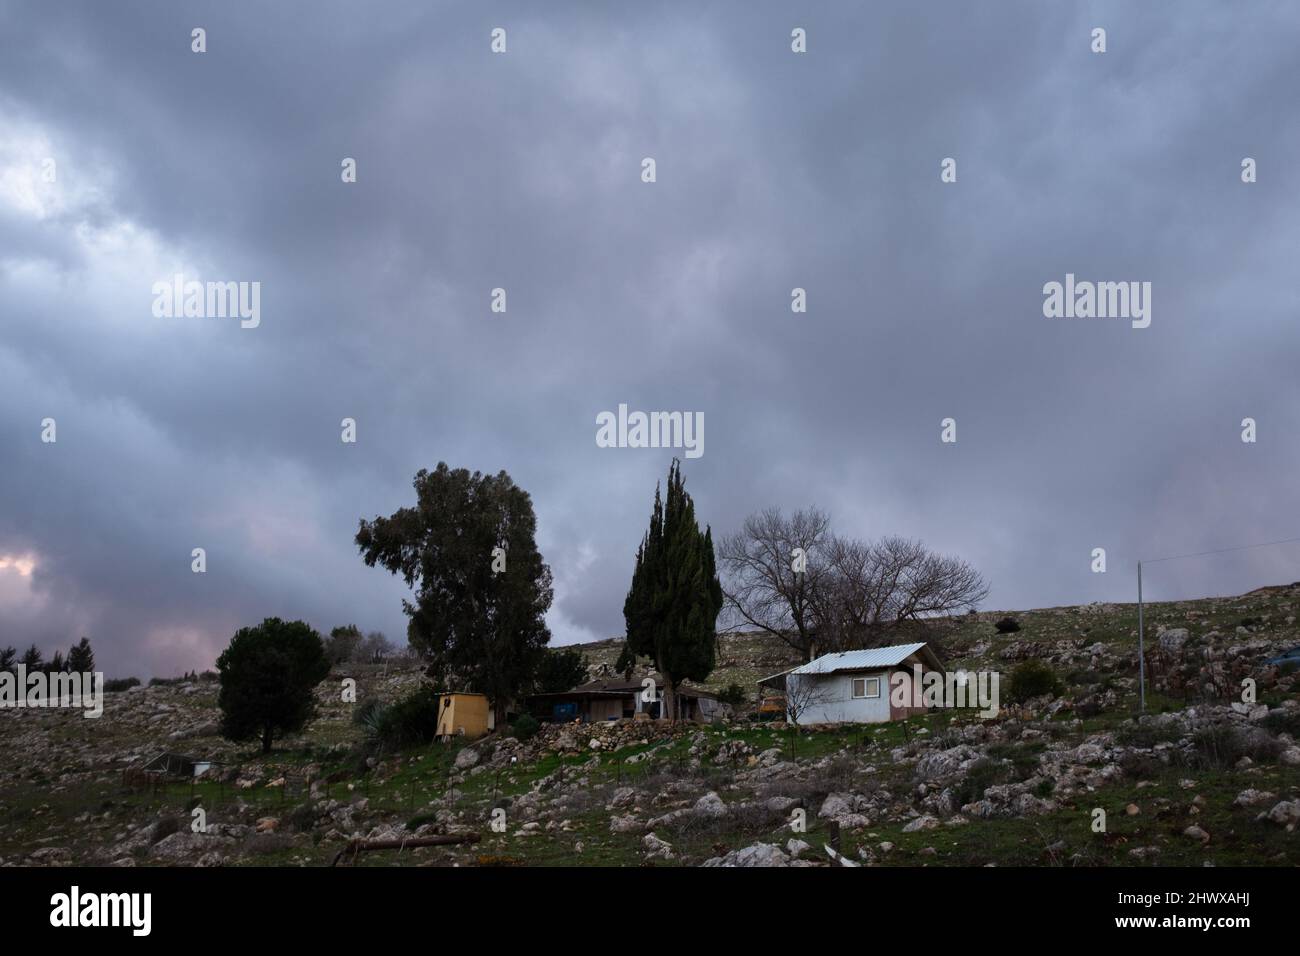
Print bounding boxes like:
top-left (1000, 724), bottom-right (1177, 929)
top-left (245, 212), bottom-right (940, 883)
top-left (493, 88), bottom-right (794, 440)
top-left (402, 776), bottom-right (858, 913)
top-left (2, 585), bottom-right (1299, 867)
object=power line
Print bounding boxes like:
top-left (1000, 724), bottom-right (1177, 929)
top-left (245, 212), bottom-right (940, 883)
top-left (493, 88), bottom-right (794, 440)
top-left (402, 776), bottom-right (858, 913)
top-left (1144, 535), bottom-right (1300, 564)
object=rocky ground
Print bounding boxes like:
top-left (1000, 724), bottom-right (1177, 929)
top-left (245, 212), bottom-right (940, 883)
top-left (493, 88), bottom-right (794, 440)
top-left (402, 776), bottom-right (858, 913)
top-left (2, 585), bottom-right (1299, 867)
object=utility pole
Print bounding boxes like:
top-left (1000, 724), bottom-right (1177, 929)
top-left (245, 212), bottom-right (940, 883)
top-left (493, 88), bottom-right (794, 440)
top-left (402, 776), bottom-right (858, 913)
top-left (1137, 560), bottom-right (1145, 714)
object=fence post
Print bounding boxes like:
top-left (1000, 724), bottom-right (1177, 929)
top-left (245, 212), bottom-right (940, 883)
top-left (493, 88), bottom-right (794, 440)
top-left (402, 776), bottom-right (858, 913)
top-left (1137, 559), bottom-right (1146, 714)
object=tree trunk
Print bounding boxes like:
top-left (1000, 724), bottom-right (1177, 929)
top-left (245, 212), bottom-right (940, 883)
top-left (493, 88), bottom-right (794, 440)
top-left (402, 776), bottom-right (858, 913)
top-left (661, 672), bottom-right (675, 723)
top-left (261, 726), bottom-right (273, 754)
top-left (494, 699), bottom-right (508, 733)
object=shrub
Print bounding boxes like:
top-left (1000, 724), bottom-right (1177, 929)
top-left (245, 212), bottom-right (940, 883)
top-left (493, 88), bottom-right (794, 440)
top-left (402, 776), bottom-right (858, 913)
top-left (1187, 725), bottom-right (1284, 770)
top-left (364, 687), bottom-right (441, 749)
top-left (104, 677), bottom-right (141, 693)
top-left (1116, 720), bottom-right (1183, 748)
top-left (287, 802), bottom-right (322, 833)
top-left (1117, 749), bottom-right (1165, 779)
top-left (1260, 709), bottom-right (1300, 738)
top-left (353, 697), bottom-right (383, 727)
top-left (149, 672), bottom-right (199, 687)
top-left (985, 741), bottom-right (1046, 780)
top-left (717, 683), bottom-right (748, 706)
top-left (509, 713), bottom-right (540, 741)
top-left (995, 616), bottom-right (1021, 634)
top-left (952, 757), bottom-right (1007, 808)
top-left (1007, 659), bottom-right (1062, 704)
top-left (241, 832), bottom-right (295, 856)
top-left (1064, 668), bottom-right (1096, 687)
top-left (148, 815), bottom-right (182, 844)
top-left (408, 811), bottom-right (440, 830)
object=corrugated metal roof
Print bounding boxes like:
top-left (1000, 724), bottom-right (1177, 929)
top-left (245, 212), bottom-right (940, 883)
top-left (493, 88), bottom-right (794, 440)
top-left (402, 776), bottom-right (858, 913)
top-left (789, 642), bottom-right (928, 675)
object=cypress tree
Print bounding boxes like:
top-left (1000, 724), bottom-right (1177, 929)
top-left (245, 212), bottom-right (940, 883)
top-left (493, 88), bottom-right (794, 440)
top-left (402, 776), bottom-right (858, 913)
top-left (621, 460), bottom-right (722, 721)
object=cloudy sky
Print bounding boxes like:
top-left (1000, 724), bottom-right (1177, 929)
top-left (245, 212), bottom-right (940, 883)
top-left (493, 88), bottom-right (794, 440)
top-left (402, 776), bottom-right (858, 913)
top-left (2, 1), bottom-right (1299, 677)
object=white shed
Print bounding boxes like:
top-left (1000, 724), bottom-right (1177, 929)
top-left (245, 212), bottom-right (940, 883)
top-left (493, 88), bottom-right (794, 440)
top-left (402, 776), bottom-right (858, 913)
top-left (781, 642), bottom-right (944, 725)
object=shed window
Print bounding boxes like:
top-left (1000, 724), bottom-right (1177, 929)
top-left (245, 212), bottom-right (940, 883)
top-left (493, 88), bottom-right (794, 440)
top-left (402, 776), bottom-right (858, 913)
top-left (851, 677), bottom-right (881, 699)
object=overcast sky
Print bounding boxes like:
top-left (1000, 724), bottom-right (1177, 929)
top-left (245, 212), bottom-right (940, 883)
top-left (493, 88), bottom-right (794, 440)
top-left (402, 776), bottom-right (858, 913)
top-left (2, 1), bottom-right (1299, 677)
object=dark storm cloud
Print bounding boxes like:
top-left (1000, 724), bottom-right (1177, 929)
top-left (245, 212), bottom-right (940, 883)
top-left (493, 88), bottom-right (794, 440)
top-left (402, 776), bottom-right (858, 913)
top-left (2, 1), bottom-right (1299, 676)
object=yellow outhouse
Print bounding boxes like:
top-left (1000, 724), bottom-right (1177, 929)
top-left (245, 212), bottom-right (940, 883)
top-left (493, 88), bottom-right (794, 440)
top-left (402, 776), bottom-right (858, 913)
top-left (435, 692), bottom-right (494, 740)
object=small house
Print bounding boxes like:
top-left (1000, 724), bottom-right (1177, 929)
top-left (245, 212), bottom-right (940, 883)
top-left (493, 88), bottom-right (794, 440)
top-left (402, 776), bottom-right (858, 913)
top-left (527, 676), bottom-right (725, 723)
top-left (770, 641), bottom-right (945, 725)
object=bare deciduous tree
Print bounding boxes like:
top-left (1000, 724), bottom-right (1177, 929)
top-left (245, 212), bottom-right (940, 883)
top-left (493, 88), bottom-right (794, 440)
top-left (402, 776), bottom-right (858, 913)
top-left (721, 506), bottom-right (989, 660)
top-left (718, 507), bottom-right (831, 663)
top-left (816, 535), bottom-right (988, 650)
top-left (780, 671), bottom-right (840, 757)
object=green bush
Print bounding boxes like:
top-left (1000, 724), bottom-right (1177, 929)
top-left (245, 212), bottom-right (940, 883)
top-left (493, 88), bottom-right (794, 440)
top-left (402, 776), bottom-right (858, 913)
top-left (951, 757), bottom-right (1007, 808)
top-left (1260, 708), bottom-right (1300, 737)
top-left (104, 677), bottom-right (141, 693)
top-left (363, 687), bottom-right (441, 749)
top-left (1006, 659), bottom-right (1062, 704)
top-left (353, 697), bottom-right (382, 727)
top-left (1187, 725), bottom-right (1283, 770)
top-left (150, 672), bottom-right (199, 687)
top-left (717, 683), bottom-right (748, 706)
top-left (509, 713), bottom-right (540, 741)
top-left (985, 741), bottom-right (1046, 780)
top-left (1116, 720), bottom-right (1183, 748)
top-left (287, 802), bottom-right (322, 833)
top-left (995, 617), bottom-right (1021, 634)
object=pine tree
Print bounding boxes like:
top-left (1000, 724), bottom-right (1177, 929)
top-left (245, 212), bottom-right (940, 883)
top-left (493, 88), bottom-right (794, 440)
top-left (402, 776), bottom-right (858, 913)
top-left (0, 647), bottom-right (15, 673)
top-left (19, 644), bottom-right (43, 671)
top-left (621, 460), bottom-right (723, 721)
top-left (67, 637), bottom-right (94, 673)
top-left (217, 618), bottom-right (331, 753)
top-left (47, 650), bottom-right (65, 673)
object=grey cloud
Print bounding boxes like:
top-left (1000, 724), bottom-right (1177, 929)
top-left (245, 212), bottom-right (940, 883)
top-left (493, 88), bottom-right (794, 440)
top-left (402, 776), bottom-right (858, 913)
top-left (2, 0), bottom-right (1298, 676)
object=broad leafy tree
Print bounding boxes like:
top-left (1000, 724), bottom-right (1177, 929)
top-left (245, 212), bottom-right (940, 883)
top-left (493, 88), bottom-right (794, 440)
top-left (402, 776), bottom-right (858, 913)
top-left (535, 647), bottom-right (589, 694)
top-left (324, 624), bottom-right (363, 664)
top-left (356, 463), bottom-right (553, 729)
